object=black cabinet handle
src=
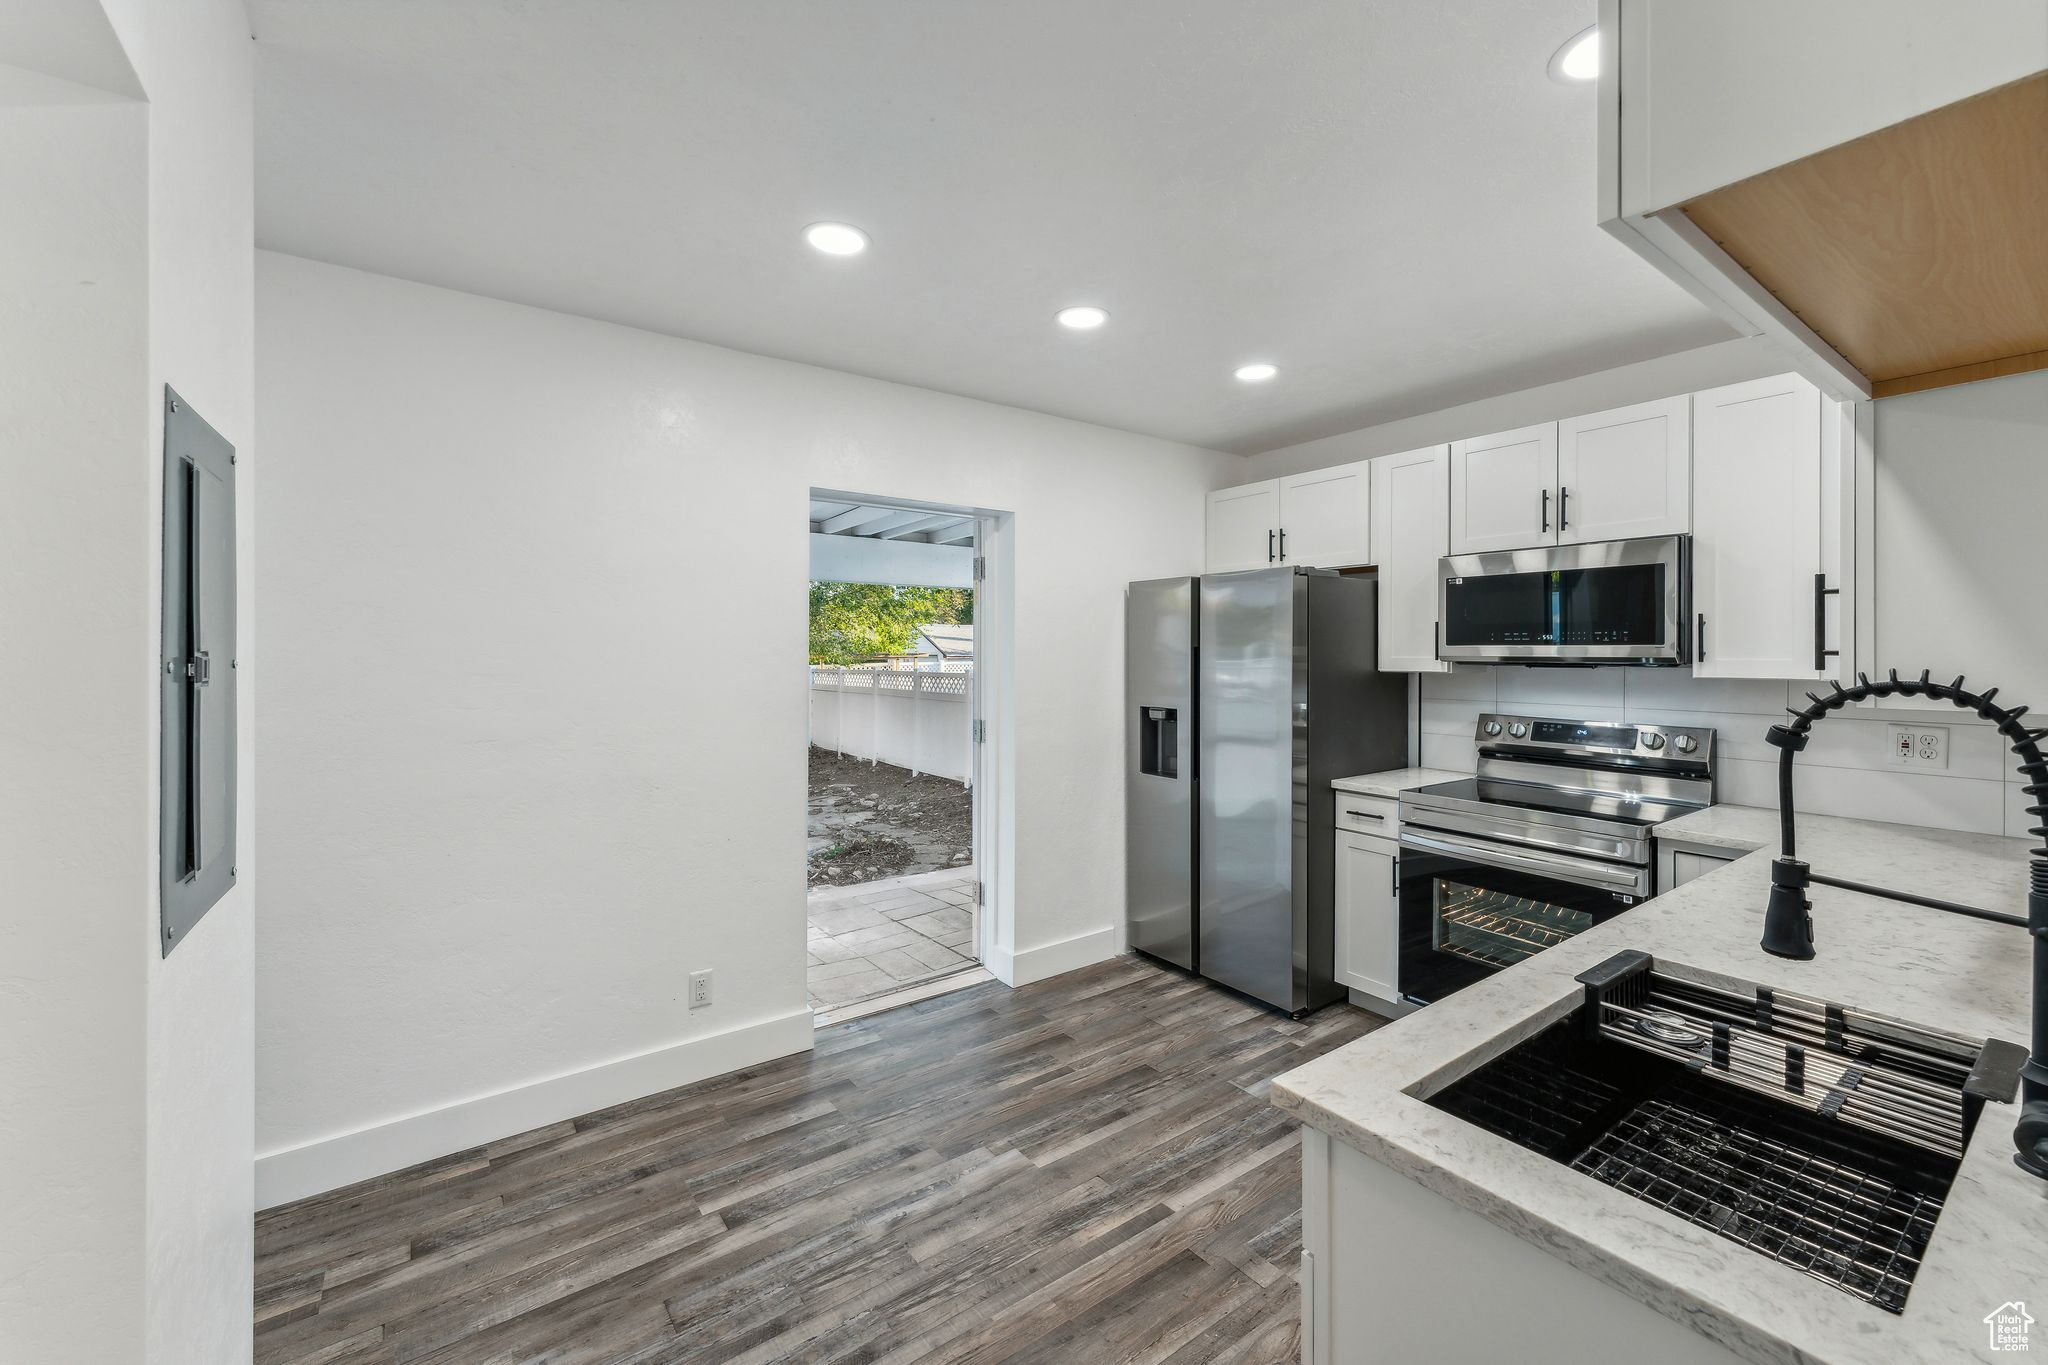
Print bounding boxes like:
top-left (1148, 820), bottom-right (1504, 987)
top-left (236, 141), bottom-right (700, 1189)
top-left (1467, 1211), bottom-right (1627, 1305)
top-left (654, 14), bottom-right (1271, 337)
top-left (1540, 487), bottom-right (1550, 534)
top-left (1391, 854), bottom-right (1399, 896)
top-left (1268, 529), bottom-right (1276, 563)
top-left (1813, 573), bottom-right (1841, 674)
top-left (1279, 528), bottom-right (1287, 562)
top-left (1559, 485), bottom-right (1570, 531)
top-left (1697, 613), bottom-right (1707, 664)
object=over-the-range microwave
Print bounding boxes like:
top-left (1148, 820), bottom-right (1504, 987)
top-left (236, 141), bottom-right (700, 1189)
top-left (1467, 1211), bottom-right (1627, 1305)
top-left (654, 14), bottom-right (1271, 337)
top-left (1437, 534), bottom-right (1690, 666)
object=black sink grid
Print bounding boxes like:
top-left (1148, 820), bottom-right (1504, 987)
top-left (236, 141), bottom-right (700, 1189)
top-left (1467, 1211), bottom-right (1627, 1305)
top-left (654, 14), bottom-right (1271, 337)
top-left (1427, 1016), bottom-right (1960, 1313)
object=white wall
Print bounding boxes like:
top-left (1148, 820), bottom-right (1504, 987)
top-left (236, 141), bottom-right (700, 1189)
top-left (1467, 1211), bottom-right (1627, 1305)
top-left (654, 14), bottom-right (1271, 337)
top-left (138, 3), bottom-right (257, 1360)
top-left (0, 83), bottom-right (151, 1365)
top-left (1867, 367), bottom-right (2048, 837)
top-left (0, 2), bottom-right (254, 1361)
top-left (809, 530), bottom-right (972, 588)
top-left (254, 251), bottom-right (1232, 1203)
top-left (1241, 336), bottom-right (1786, 480)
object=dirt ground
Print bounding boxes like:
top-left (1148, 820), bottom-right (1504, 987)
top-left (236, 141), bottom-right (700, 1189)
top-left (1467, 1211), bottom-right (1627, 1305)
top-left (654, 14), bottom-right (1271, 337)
top-left (807, 746), bottom-right (973, 888)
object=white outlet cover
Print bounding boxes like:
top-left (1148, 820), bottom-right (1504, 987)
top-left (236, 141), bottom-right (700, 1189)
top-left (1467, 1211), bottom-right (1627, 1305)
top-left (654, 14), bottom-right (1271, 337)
top-left (1889, 725), bottom-right (1948, 769)
top-left (688, 969), bottom-right (713, 1008)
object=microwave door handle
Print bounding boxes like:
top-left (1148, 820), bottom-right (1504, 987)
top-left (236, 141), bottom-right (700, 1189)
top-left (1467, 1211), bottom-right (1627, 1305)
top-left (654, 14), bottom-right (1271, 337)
top-left (1397, 829), bottom-right (1644, 893)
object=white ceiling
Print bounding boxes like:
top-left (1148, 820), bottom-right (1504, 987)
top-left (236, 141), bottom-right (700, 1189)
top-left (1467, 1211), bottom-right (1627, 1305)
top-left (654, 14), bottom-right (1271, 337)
top-left (248, 0), bottom-right (1731, 454)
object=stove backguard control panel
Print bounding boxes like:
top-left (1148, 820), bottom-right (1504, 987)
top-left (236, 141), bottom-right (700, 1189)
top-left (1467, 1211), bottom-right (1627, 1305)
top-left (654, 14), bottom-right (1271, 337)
top-left (1475, 714), bottom-right (1713, 767)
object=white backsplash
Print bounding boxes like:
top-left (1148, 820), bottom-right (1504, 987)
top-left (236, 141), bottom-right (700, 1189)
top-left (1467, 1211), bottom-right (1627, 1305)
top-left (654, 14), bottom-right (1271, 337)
top-left (1419, 666), bottom-right (2034, 840)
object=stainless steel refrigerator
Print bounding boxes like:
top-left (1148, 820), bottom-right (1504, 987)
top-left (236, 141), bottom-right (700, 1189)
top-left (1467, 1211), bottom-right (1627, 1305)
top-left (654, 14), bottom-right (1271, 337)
top-left (1126, 568), bottom-right (1408, 1015)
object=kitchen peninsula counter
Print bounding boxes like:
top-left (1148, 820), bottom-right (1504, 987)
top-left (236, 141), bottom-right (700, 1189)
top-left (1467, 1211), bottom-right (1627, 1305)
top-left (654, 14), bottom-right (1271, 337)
top-left (1274, 807), bottom-right (2041, 1365)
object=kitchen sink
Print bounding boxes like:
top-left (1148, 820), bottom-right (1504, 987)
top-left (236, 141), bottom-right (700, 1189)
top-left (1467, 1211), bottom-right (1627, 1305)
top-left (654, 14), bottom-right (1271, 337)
top-left (1423, 952), bottom-right (2022, 1314)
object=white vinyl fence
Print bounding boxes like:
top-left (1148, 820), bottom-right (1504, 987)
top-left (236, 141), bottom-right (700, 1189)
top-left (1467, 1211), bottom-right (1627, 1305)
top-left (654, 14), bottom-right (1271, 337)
top-left (808, 666), bottom-right (974, 784)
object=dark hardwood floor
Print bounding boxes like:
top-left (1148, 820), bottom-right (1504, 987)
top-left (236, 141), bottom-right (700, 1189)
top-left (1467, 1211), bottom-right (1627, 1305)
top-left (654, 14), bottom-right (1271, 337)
top-left (253, 956), bottom-right (1384, 1364)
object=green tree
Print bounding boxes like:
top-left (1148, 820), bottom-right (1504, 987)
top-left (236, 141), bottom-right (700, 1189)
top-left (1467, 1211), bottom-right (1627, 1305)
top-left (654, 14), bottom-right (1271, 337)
top-left (808, 582), bottom-right (973, 665)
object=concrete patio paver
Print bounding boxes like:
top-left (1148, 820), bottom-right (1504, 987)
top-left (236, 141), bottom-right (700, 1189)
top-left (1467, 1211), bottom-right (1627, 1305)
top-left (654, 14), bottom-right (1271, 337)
top-left (806, 867), bottom-right (978, 1007)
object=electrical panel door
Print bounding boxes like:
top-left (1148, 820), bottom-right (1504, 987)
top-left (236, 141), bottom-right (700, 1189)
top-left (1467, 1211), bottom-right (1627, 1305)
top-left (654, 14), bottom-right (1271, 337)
top-left (160, 386), bottom-right (237, 954)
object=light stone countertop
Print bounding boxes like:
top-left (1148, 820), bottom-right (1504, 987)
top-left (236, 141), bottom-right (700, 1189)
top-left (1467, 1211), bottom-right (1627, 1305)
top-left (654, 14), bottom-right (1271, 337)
top-left (1272, 810), bottom-right (2044, 1365)
top-left (1654, 801), bottom-right (1790, 853)
top-left (1329, 766), bottom-right (1465, 799)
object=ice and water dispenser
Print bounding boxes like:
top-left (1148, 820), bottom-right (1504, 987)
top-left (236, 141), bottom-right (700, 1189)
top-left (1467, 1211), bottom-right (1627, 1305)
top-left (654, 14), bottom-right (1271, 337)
top-left (1138, 706), bottom-right (1179, 779)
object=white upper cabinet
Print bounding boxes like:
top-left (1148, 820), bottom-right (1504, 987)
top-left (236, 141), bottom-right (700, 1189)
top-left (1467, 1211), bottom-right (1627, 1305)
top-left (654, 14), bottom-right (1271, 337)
top-left (1206, 464), bottom-right (1371, 574)
top-left (1555, 395), bottom-right (1692, 544)
top-left (1277, 461), bottom-right (1371, 569)
top-left (1691, 373), bottom-right (1824, 680)
top-left (1205, 480), bottom-right (1281, 574)
top-left (1607, 0), bottom-right (2046, 219)
top-left (1449, 423), bottom-right (1558, 554)
top-left (1370, 445), bottom-right (1450, 672)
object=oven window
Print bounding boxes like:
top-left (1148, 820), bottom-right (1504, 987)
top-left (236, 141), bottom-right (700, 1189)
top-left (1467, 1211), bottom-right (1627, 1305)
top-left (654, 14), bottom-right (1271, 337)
top-left (1397, 846), bottom-right (1642, 1005)
top-left (1442, 563), bottom-right (1666, 648)
top-left (1431, 880), bottom-right (1597, 969)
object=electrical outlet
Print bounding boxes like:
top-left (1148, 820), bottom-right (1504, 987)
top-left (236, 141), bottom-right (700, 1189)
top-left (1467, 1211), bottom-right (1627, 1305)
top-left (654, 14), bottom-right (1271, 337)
top-left (689, 969), bottom-right (713, 1009)
top-left (1889, 725), bottom-right (1948, 769)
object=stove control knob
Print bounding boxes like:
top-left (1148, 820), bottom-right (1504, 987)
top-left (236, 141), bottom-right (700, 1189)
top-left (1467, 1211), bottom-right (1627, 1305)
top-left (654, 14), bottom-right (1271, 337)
top-left (1507, 722), bottom-right (1528, 739)
top-left (1640, 732), bottom-right (1666, 751)
top-left (1673, 734), bottom-right (1698, 754)
top-left (1482, 721), bottom-right (1503, 737)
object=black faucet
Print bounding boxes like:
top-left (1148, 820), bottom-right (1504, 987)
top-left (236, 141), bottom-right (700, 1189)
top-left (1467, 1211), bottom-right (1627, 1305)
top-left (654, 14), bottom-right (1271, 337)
top-left (1759, 669), bottom-right (2048, 1180)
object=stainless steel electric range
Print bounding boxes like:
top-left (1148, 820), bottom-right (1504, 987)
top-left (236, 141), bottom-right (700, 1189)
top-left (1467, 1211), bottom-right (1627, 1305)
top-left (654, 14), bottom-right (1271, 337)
top-left (1396, 714), bottom-right (1716, 1005)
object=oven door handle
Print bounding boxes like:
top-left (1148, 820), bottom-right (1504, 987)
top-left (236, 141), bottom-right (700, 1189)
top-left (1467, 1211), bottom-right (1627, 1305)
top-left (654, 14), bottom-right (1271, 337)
top-left (1397, 829), bottom-right (1648, 895)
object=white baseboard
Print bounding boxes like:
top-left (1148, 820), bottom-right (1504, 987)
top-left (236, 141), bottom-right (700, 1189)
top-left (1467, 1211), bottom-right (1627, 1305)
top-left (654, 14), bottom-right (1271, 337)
top-left (1005, 926), bottom-right (1118, 987)
top-left (255, 1007), bottom-right (814, 1209)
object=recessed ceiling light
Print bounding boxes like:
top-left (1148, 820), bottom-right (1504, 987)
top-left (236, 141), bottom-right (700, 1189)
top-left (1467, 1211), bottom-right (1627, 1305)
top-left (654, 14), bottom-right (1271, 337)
top-left (1234, 363), bottom-right (1279, 384)
top-left (804, 222), bottom-right (869, 256)
top-left (1056, 305), bottom-right (1110, 331)
top-left (1548, 25), bottom-right (1599, 83)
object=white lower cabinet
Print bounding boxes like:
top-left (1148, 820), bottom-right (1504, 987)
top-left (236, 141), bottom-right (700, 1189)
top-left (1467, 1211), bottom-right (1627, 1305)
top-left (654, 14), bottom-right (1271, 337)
top-left (1333, 829), bottom-right (1399, 1001)
top-left (1301, 1128), bottom-right (1746, 1365)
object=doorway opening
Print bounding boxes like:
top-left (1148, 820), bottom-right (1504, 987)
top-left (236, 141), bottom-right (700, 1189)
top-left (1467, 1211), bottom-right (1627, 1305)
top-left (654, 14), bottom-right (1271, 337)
top-left (805, 492), bottom-right (994, 1021)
